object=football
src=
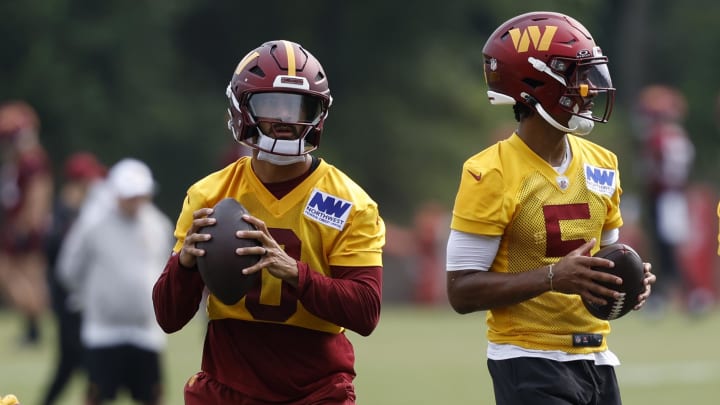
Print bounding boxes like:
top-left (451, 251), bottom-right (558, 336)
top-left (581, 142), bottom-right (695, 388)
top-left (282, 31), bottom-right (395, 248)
top-left (196, 198), bottom-right (261, 305)
top-left (583, 243), bottom-right (645, 320)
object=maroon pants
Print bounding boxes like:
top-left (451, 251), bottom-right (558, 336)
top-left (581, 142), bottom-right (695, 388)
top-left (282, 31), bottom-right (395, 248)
top-left (183, 371), bottom-right (356, 405)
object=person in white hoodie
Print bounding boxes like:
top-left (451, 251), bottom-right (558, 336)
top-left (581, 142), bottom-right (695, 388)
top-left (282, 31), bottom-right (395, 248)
top-left (59, 158), bottom-right (173, 405)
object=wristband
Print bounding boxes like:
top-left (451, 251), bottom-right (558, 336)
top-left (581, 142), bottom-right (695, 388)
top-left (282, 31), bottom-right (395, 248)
top-left (546, 264), bottom-right (555, 291)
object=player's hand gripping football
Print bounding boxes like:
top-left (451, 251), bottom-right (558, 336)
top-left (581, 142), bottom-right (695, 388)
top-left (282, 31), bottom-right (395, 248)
top-left (634, 262), bottom-right (656, 310)
top-left (178, 207), bottom-right (215, 268)
top-left (236, 214), bottom-right (299, 288)
top-left (549, 238), bottom-right (624, 307)
top-left (551, 238), bottom-right (656, 309)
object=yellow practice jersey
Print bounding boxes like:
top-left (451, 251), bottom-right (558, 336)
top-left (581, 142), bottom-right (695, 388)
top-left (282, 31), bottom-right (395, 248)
top-left (451, 133), bottom-right (623, 353)
top-left (172, 156), bottom-right (385, 334)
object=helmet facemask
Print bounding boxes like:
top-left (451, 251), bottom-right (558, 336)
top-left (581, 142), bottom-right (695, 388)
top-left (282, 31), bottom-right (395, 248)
top-left (527, 49), bottom-right (615, 136)
top-left (227, 87), bottom-right (330, 164)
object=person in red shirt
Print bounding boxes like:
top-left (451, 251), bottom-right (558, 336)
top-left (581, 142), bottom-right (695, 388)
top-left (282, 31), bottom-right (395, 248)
top-left (0, 100), bottom-right (54, 345)
top-left (635, 85), bottom-right (695, 311)
top-left (153, 40), bottom-right (385, 404)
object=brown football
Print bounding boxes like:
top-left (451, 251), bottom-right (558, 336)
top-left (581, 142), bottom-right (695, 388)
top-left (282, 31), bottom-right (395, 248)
top-left (196, 198), bottom-right (260, 305)
top-left (583, 243), bottom-right (645, 320)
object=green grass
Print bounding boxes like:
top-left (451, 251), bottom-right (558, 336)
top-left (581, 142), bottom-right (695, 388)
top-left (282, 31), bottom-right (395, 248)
top-left (2, 306), bottom-right (720, 404)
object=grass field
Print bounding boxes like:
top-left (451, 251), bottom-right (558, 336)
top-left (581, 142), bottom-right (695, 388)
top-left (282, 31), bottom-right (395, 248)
top-left (2, 305), bottom-right (720, 404)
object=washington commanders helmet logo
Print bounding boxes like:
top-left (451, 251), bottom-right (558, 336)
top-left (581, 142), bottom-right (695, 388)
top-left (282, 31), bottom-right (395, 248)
top-left (509, 26), bottom-right (558, 53)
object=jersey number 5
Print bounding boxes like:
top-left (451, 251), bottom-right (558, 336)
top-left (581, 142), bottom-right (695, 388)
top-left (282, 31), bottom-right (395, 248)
top-left (543, 203), bottom-right (590, 257)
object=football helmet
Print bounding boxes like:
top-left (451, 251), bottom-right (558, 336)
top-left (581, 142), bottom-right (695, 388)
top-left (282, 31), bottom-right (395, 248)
top-left (226, 40), bottom-right (332, 164)
top-left (482, 11), bottom-right (615, 135)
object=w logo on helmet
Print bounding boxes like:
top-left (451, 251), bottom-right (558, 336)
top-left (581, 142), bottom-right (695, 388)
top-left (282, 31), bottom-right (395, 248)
top-left (509, 26), bottom-right (558, 53)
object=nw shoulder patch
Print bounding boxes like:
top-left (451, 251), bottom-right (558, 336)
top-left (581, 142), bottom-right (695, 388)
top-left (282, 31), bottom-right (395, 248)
top-left (304, 189), bottom-right (353, 231)
top-left (584, 163), bottom-right (617, 197)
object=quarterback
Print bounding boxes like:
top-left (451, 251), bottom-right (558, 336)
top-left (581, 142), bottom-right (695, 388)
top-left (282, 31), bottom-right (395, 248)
top-left (153, 40), bottom-right (385, 404)
top-left (445, 12), bottom-right (657, 405)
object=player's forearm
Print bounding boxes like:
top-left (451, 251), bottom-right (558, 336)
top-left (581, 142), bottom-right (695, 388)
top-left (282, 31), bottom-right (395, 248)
top-left (297, 263), bottom-right (382, 336)
top-left (447, 268), bottom-right (549, 313)
top-left (152, 253), bottom-right (206, 333)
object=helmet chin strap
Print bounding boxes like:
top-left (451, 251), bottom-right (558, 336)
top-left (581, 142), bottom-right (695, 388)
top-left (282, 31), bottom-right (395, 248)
top-left (256, 132), bottom-right (307, 165)
top-left (521, 92), bottom-right (595, 136)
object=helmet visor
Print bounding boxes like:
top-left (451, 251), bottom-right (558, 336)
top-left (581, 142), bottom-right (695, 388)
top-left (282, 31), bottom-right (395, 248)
top-left (248, 92), bottom-right (324, 124)
top-left (565, 62), bottom-right (615, 122)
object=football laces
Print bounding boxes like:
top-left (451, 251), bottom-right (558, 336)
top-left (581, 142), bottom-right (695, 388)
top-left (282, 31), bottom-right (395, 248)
top-left (608, 293), bottom-right (626, 320)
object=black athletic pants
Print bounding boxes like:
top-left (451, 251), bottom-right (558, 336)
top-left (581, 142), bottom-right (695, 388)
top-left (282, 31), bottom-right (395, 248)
top-left (488, 357), bottom-right (622, 405)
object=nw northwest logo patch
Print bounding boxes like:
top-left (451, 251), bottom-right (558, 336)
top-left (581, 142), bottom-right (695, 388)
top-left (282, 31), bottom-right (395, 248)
top-left (304, 189), bottom-right (353, 231)
top-left (584, 164), bottom-right (616, 197)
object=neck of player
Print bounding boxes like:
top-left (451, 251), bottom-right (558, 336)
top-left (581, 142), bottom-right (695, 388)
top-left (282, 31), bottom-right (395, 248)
top-left (517, 114), bottom-right (568, 167)
top-left (251, 153), bottom-right (311, 184)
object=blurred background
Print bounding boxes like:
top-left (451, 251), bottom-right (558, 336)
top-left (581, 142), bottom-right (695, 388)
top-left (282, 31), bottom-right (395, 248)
top-left (2, 0), bottom-right (720, 403)
top-left (3, 0), bottom-right (720, 221)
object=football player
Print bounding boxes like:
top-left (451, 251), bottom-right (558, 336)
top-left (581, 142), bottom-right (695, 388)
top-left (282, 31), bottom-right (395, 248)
top-left (0, 100), bottom-right (53, 346)
top-left (152, 40), bottom-right (385, 404)
top-left (635, 85), bottom-right (696, 312)
top-left (445, 12), bottom-right (656, 405)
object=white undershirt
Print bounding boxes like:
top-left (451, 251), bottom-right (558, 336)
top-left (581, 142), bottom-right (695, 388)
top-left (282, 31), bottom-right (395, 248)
top-left (445, 206), bottom-right (621, 365)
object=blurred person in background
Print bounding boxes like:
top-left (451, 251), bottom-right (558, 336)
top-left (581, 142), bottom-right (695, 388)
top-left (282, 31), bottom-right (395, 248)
top-left (382, 202), bottom-right (450, 305)
top-left (41, 152), bottom-right (106, 405)
top-left (634, 85), bottom-right (696, 312)
top-left (153, 40), bottom-right (385, 404)
top-left (445, 12), bottom-right (656, 405)
top-left (0, 100), bottom-right (54, 346)
top-left (59, 158), bottom-right (173, 405)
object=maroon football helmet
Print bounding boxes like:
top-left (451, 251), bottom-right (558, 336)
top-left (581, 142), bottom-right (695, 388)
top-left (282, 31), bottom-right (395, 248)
top-left (226, 40), bottom-right (332, 157)
top-left (482, 12), bottom-right (615, 135)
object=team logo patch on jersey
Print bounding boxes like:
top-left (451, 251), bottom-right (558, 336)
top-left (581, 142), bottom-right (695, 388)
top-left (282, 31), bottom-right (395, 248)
top-left (304, 189), bottom-right (353, 231)
top-left (584, 164), bottom-right (617, 197)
